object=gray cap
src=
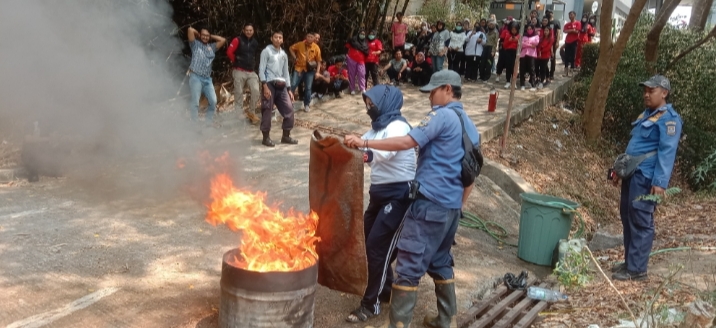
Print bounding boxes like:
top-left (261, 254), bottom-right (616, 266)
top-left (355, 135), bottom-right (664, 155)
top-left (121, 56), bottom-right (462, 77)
top-left (639, 75), bottom-right (671, 91)
top-left (419, 70), bottom-right (462, 93)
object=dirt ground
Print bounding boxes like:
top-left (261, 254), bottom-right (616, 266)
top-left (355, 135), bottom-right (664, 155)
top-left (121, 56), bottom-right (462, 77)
top-left (481, 105), bottom-right (716, 327)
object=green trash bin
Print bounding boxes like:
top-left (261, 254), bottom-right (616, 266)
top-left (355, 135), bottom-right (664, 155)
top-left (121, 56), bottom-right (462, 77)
top-left (517, 193), bottom-right (580, 266)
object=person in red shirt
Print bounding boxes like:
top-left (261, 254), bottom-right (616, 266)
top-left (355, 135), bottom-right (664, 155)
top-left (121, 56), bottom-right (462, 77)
top-left (390, 12), bottom-right (408, 51)
top-left (366, 29), bottom-right (384, 89)
top-left (226, 23), bottom-right (261, 125)
top-left (345, 28), bottom-right (369, 95)
top-left (327, 58), bottom-right (350, 97)
top-left (495, 22), bottom-right (520, 89)
top-left (536, 27), bottom-right (554, 88)
top-left (576, 13), bottom-right (593, 68)
top-left (562, 11), bottom-right (581, 76)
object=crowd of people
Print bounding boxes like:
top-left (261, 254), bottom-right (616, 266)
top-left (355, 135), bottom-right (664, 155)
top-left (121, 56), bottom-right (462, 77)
top-left (184, 10), bottom-right (596, 146)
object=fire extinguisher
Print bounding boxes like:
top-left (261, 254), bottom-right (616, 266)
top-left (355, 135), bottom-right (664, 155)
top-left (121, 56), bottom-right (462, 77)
top-left (488, 87), bottom-right (499, 112)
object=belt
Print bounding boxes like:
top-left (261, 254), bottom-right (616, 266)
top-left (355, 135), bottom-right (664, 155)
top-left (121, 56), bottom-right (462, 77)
top-left (416, 192), bottom-right (430, 201)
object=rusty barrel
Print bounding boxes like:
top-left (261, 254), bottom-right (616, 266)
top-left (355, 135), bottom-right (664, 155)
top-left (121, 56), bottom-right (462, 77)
top-left (219, 249), bottom-right (317, 328)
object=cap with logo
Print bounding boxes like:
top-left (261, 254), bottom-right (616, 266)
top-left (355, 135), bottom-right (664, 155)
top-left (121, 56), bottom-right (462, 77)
top-left (639, 75), bottom-right (671, 91)
top-left (419, 70), bottom-right (462, 93)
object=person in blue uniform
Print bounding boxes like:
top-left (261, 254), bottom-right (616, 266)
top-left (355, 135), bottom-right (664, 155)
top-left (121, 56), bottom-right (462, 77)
top-left (344, 70), bottom-right (480, 328)
top-left (345, 85), bottom-right (417, 323)
top-left (611, 75), bottom-right (682, 281)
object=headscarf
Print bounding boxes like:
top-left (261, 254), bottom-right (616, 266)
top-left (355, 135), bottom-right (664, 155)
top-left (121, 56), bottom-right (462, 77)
top-left (349, 28), bottom-right (369, 54)
top-left (416, 52), bottom-right (425, 63)
top-left (363, 85), bottom-right (407, 131)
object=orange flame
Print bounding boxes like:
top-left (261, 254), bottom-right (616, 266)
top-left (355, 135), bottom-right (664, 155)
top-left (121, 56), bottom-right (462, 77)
top-left (206, 173), bottom-right (319, 272)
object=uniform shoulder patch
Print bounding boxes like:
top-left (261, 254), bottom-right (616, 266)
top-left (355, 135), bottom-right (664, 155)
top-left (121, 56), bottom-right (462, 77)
top-left (418, 115), bottom-right (432, 127)
top-left (637, 113), bottom-right (645, 120)
top-left (665, 120), bottom-right (677, 136)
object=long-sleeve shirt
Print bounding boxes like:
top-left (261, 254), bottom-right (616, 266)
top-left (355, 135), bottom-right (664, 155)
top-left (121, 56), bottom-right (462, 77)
top-left (258, 45), bottom-right (291, 88)
top-left (361, 120), bottom-right (416, 184)
top-left (448, 31), bottom-right (468, 52)
top-left (464, 31), bottom-right (485, 56)
top-left (486, 29), bottom-right (499, 53)
top-left (520, 34), bottom-right (540, 58)
top-left (429, 29), bottom-right (450, 56)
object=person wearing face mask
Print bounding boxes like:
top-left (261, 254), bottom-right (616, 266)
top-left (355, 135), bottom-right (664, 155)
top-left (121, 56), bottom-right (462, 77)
top-left (345, 28), bottom-right (370, 95)
top-left (519, 24), bottom-right (539, 91)
top-left (429, 21), bottom-right (450, 72)
top-left (342, 85), bottom-right (416, 324)
top-left (495, 22), bottom-right (519, 89)
top-left (366, 29), bottom-right (384, 89)
top-left (536, 26), bottom-right (554, 88)
top-left (481, 19), bottom-right (499, 82)
top-left (410, 52), bottom-right (433, 86)
top-left (464, 25), bottom-right (485, 82)
top-left (545, 10), bottom-right (561, 81)
top-left (448, 22), bottom-right (468, 74)
top-left (576, 13), bottom-right (593, 69)
top-left (562, 11), bottom-right (581, 76)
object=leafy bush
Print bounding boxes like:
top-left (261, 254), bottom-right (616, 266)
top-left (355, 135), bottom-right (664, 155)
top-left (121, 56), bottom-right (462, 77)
top-left (579, 43), bottom-right (599, 77)
top-left (577, 14), bottom-right (716, 191)
top-left (418, 0), bottom-right (484, 29)
top-left (554, 248), bottom-right (593, 290)
top-left (564, 75), bottom-right (592, 112)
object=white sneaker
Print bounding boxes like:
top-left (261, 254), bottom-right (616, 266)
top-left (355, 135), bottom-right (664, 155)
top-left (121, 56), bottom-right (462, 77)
top-left (520, 86), bottom-right (525, 91)
top-left (272, 110), bottom-right (277, 122)
top-left (304, 105), bottom-right (310, 113)
top-left (530, 87), bottom-right (536, 92)
top-left (504, 82), bottom-right (510, 89)
top-left (350, 91), bottom-right (356, 96)
top-left (537, 83), bottom-right (544, 90)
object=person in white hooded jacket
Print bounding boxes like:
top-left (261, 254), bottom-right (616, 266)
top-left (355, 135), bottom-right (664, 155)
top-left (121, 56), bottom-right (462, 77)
top-left (447, 22), bottom-right (468, 75)
top-left (463, 26), bottom-right (485, 82)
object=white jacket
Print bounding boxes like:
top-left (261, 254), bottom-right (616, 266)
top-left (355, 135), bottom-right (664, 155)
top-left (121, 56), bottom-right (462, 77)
top-left (448, 31), bottom-right (468, 52)
top-left (464, 31), bottom-right (485, 56)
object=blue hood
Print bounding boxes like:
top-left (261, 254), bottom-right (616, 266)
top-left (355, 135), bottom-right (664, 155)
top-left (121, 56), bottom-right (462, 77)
top-left (363, 85), bottom-right (408, 131)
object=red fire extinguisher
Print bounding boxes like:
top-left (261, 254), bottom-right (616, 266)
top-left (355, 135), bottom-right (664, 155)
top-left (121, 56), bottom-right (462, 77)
top-left (488, 87), bottom-right (499, 112)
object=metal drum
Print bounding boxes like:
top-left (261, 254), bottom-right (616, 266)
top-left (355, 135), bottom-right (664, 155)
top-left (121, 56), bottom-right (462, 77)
top-left (219, 248), bottom-right (317, 328)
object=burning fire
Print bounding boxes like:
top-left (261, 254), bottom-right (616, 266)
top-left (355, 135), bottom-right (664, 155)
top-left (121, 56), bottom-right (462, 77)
top-left (206, 173), bottom-right (319, 272)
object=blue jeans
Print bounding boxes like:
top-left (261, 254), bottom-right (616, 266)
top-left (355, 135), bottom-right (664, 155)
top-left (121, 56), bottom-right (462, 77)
top-left (393, 197), bottom-right (460, 286)
top-left (290, 70), bottom-right (315, 106)
top-left (431, 55), bottom-right (445, 73)
top-left (189, 72), bottom-right (216, 122)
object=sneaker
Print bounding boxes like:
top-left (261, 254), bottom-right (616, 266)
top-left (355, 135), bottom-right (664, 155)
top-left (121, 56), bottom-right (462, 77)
top-left (304, 105), bottom-right (310, 113)
top-left (520, 86), bottom-right (525, 91)
top-left (610, 262), bottom-right (627, 273)
top-left (311, 92), bottom-right (317, 99)
top-left (530, 87), bottom-right (536, 92)
top-left (537, 83), bottom-right (544, 90)
top-left (504, 82), bottom-right (510, 89)
top-left (317, 93), bottom-right (324, 100)
top-left (335, 92), bottom-right (342, 99)
top-left (495, 77), bottom-right (501, 83)
top-left (612, 270), bottom-right (648, 281)
top-left (350, 90), bottom-right (356, 96)
top-left (271, 110), bottom-right (277, 122)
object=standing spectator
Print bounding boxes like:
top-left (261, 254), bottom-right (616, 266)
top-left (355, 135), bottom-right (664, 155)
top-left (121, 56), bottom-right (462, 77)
top-left (343, 85), bottom-right (416, 323)
top-left (481, 19), bottom-right (499, 82)
top-left (463, 25), bottom-right (484, 82)
top-left (258, 31), bottom-right (297, 147)
top-left (429, 21), bottom-right (450, 73)
top-left (346, 29), bottom-right (370, 95)
top-left (187, 25), bottom-right (226, 124)
top-left (519, 24), bottom-right (539, 91)
top-left (479, 18), bottom-right (488, 31)
top-left (463, 18), bottom-right (472, 32)
top-left (410, 52), bottom-right (433, 86)
top-left (528, 9), bottom-right (539, 24)
top-left (289, 33), bottom-right (322, 112)
top-left (382, 49), bottom-right (408, 86)
top-left (531, 16), bottom-right (539, 27)
top-left (611, 75), bottom-right (681, 281)
top-left (343, 70), bottom-right (480, 328)
top-left (459, 19), bottom-right (473, 75)
top-left (312, 61), bottom-right (331, 99)
top-left (327, 58), bottom-right (350, 97)
top-left (494, 17), bottom-right (512, 83)
top-left (588, 16), bottom-right (597, 42)
top-left (545, 10), bottom-right (561, 81)
top-left (391, 12), bottom-right (409, 51)
top-left (562, 11), bottom-right (580, 76)
top-left (416, 26), bottom-right (432, 54)
top-left (495, 23), bottom-right (519, 89)
top-left (366, 29), bottom-right (384, 89)
top-left (227, 23), bottom-right (260, 125)
top-left (447, 21), bottom-right (468, 74)
top-left (576, 13), bottom-right (590, 68)
top-left (536, 26), bottom-right (553, 89)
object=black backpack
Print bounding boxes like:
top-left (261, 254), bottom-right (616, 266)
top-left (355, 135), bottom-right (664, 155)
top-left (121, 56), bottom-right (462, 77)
top-left (450, 108), bottom-right (484, 187)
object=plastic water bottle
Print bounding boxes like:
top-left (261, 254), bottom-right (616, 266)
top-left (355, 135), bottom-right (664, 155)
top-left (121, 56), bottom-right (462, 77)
top-left (526, 286), bottom-right (568, 302)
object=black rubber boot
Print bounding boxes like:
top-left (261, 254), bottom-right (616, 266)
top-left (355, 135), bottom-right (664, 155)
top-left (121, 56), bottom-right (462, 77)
top-left (281, 129), bottom-right (298, 144)
top-left (262, 131), bottom-right (275, 147)
top-left (424, 279), bottom-right (458, 328)
top-left (378, 284), bottom-right (417, 328)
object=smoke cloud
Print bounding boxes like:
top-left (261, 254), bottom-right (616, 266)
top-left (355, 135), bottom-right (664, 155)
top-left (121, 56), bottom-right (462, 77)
top-left (0, 0), bottom-right (213, 198)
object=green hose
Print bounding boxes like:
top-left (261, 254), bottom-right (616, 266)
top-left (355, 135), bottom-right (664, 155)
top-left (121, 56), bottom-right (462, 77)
top-left (544, 201), bottom-right (586, 239)
top-left (460, 211), bottom-right (518, 247)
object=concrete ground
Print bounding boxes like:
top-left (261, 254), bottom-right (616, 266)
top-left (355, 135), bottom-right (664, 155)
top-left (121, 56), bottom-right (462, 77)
top-left (0, 74), bottom-right (568, 328)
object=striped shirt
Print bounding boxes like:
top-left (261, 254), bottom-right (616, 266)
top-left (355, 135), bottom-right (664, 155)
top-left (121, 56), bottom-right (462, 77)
top-left (189, 40), bottom-right (217, 77)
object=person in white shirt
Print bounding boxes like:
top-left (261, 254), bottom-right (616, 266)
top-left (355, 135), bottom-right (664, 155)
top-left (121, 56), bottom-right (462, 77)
top-left (258, 31), bottom-right (297, 147)
top-left (447, 21), bottom-right (468, 75)
top-left (464, 26), bottom-right (485, 82)
top-left (344, 84), bottom-right (416, 323)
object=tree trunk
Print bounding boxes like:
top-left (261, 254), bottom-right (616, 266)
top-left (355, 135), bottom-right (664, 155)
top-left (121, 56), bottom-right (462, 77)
top-left (690, 0), bottom-right (714, 31)
top-left (644, 0), bottom-right (681, 73)
top-left (583, 0), bottom-right (650, 140)
top-left (400, 0), bottom-right (411, 16)
top-left (377, 0), bottom-right (393, 38)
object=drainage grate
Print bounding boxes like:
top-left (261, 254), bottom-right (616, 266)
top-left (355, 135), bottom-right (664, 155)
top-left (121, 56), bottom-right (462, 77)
top-left (458, 282), bottom-right (553, 328)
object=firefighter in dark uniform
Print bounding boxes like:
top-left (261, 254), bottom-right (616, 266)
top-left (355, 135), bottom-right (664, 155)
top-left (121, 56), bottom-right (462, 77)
top-left (344, 70), bottom-right (480, 328)
top-left (611, 75), bottom-right (682, 281)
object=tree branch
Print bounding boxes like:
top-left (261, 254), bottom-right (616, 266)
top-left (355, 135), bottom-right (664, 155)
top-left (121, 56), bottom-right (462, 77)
top-left (644, 0), bottom-right (681, 72)
top-left (665, 24), bottom-right (716, 71)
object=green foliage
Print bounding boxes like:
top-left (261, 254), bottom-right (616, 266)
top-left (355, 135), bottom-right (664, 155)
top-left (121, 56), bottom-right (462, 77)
top-left (579, 43), bottom-right (599, 77)
top-left (418, 0), bottom-right (484, 29)
top-left (569, 13), bottom-right (716, 191)
top-left (554, 248), bottom-right (593, 290)
top-left (634, 187), bottom-right (682, 204)
top-left (564, 75), bottom-right (592, 112)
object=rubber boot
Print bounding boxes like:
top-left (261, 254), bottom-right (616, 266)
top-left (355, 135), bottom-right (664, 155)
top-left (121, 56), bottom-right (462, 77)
top-left (262, 131), bottom-right (275, 147)
top-left (378, 284), bottom-right (418, 328)
top-left (281, 129), bottom-right (298, 144)
top-left (423, 279), bottom-right (457, 328)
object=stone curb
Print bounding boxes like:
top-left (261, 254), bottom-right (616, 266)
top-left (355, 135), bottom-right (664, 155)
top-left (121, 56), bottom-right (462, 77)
top-left (481, 159), bottom-right (537, 205)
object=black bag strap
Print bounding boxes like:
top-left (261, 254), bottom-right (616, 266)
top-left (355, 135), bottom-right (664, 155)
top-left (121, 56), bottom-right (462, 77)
top-left (449, 108), bottom-right (473, 152)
